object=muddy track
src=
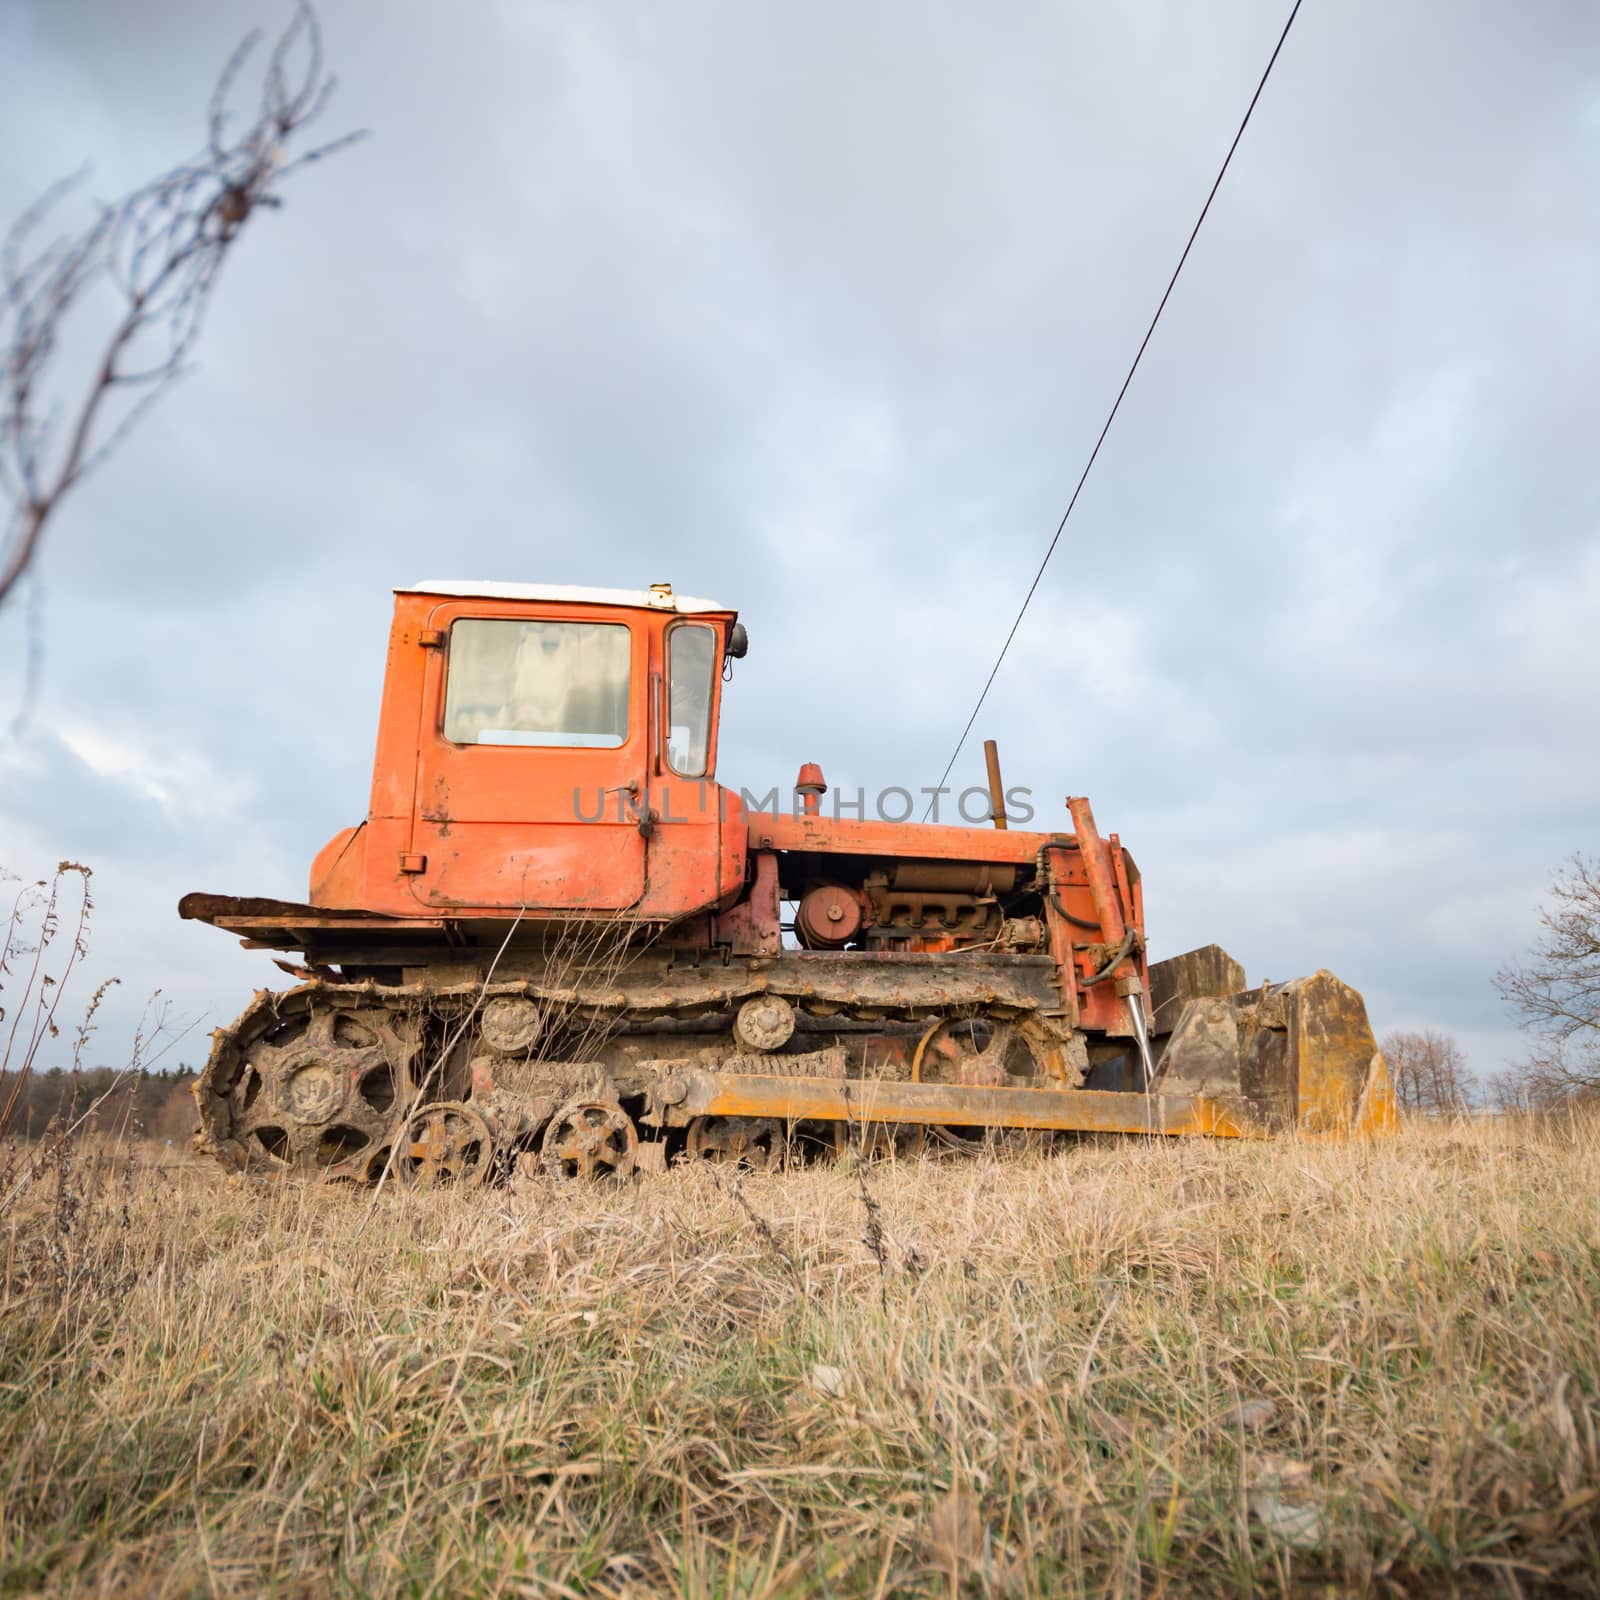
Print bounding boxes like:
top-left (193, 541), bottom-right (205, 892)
top-left (192, 965), bottom-right (1086, 1182)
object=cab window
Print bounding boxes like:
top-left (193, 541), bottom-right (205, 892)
top-left (667, 624), bottom-right (716, 776)
top-left (443, 619), bottom-right (631, 747)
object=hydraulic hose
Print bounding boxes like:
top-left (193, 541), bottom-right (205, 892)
top-left (1036, 837), bottom-right (1100, 930)
top-left (1080, 927), bottom-right (1140, 986)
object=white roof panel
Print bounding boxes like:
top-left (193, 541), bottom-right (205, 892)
top-left (400, 580), bottom-right (731, 614)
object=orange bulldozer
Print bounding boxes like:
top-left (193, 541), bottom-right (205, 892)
top-left (181, 580), bottom-right (1398, 1184)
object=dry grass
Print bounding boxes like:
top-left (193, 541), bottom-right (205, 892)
top-left (2, 1119), bottom-right (1598, 1598)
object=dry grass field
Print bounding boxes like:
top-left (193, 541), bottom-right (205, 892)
top-left (2, 1119), bottom-right (1598, 1598)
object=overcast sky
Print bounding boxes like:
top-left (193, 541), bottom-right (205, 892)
top-left (1, 0), bottom-right (1596, 1082)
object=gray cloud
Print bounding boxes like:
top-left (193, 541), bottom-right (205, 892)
top-left (1, 0), bottom-right (1596, 1082)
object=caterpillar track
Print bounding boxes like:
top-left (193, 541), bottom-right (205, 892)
top-left (192, 953), bottom-right (1083, 1183)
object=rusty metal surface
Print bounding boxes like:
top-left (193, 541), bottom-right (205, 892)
top-left (731, 994), bottom-right (796, 1052)
top-left (909, 1017), bottom-right (1028, 1086)
top-left (541, 1101), bottom-right (637, 1180)
top-left (1283, 970), bottom-right (1400, 1138)
top-left (685, 1115), bottom-right (786, 1171)
top-left (190, 989), bottom-right (423, 1180)
top-left (795, 884), bottom-right (866, 948)
top-left (188, 947), bottom-right (1065, 1022)
top-left (656, 1070), bottom-right (1261, 1138)
top-left (1158, 969), bottom-right (1399, 1139)
top-left (1147, 945), bottom-right (1248, 1036)
top-left (794, 762), bottom-right (826, 817)
top-left (1353, 1049), bottom-right (1401, 1138)
top-left (646, 1046), bottom-right (849, 1090)
top-left (982, 739), bottom-right (1008, 830)
top-left (180, 891), bottom-right (448, 935)
top-left (397, 1101), bottom-right (494, 1187)
top-left (712, 849), bottom-right (781, 956)
top-left (1067, 796), bottom-right (1133, 981)
top-left (747, 811), bottom-right (1054, 865)
top-left (191, 960), bottom-right (1396, 1186)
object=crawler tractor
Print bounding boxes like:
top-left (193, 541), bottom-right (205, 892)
top-left (183, 581), bottom-right (1397, 1184)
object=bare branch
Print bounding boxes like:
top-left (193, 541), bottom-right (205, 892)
top-left (1494, 854), bottom-right (1600, 1108)
top-left (0, 3), bottom-right (364, 611)
top-left (209, 31), bottom-right (266, 163)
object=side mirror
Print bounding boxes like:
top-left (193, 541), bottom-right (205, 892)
top-left (726, 622), bottom-right (749, 659)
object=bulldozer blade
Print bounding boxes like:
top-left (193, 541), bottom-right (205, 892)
top-left (1156, 969), bottom-right (1399, 1138)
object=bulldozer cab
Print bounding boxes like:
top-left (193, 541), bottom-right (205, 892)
top-left (387, 582), bottom-right (740, 915)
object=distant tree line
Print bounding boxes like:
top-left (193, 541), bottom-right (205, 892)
top-left (0, 1066), bottom-right (197, 1144)
top-left (1379, 1028), bottom-right (1471, 1115)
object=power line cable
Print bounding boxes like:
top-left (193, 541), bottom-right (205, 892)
top-left (924, 0), bottom-right (1305, 817)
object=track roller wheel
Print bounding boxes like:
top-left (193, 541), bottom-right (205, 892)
top-left (396, 1101), bottom-right (495, 1188)
top-left (541, 1101), bottom-right (638, 1181)
top-left (911, 1017), bottom-right (1032, 1086)
top-left (685, 1116), bottom-right (787, 1173)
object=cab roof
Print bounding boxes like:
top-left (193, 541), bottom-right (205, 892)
top-left (400, 580), bottom-right (732, 615)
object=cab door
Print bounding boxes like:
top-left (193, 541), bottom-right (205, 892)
top-left (639, 617), bottom-right (726, 918)
top-left (407, 599), bottom-right (648, 911)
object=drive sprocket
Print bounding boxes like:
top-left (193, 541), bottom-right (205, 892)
top-left (194, 989), bottom-right (424, 1179)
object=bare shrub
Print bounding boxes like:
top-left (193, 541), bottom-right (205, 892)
top-left (0, 862), bottom-right (96, 1139)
